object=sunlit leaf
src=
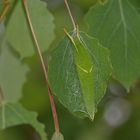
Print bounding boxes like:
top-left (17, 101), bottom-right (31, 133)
top-left (6, 0), bottom-right (55, 58)
top-left (48, 31), bottom-right (112, 120)
top-left (85, 0), bottom-right (140, 89)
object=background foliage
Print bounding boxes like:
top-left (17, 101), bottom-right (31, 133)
top-left (0, 0), bottom-right (140, 140)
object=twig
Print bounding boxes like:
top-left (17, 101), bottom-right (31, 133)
top-left (64, 0), bottom-right (76, 30)
top-left (22, 0), bottom-right (60, 133)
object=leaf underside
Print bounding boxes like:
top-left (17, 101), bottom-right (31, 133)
top-left (48, 31), bottom-right (112, 120)
top-left (85, 0), bottom-right (140, 89)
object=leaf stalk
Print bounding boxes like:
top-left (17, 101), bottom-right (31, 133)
top-left (64, 0), bottom-right (77, 31)
top-left (22, 0), bottom-right (60, 134)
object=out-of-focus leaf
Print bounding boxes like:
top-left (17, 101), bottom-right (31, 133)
top-left (98, 0), bottom-right (108, 5)
top-left (48, 31), bottom-right (112, 120)
top-left (51, 132), bottom-right (64, 140)
top-left (130, 0), bottom-right (140, 13)
top-left (0, 102), bottom-right (47, 140)
top-left (0, 22), bottom-right (5, 51)
top-left (6, 0), bottom-right (55, 58)
top-left (0, 0), bottom-right (4, 13)
top-left (0, 41), bottom-right (29, 102)
top-left (71, 0), bottom-right (97, 9)
top-left (0, 0), bottom-right (15, 22)
top-left (85, 0), bottom-right (140, 89)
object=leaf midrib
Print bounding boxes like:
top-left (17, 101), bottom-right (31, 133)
top-left (118, 0), bottom-right (128, 69)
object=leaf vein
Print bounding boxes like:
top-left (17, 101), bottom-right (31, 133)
top-left (118, 0), bottom-right (128, 71)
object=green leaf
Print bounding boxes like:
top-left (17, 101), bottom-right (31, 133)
top-left (0, 23), bottom-right (5, 51)
top-left (0, 102), bottom-right (47, 140)
top-left (0, 23), bottom-right (4, 38)
top-left (98, 0), bottom-right (108, 5)
top-left (85, 0), bottom-right (140, 89)
top-left (51, 132), bottom-right (64, 140)
top-left (48, 31), bottom-right (112, 119)
top-left (0, 0), bottom-right (15, 21)
top-left (0, 41), bottom-right (29, 102)
top-left (0, 0), bottom-right (4, 13)
top-left (6, 0), bottom-right (55, 58)
top-left (130, 0), bottom-right (140, 13)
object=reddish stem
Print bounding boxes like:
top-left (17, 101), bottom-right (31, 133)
top-left (22, 0), bottom-right (60, 133)
top-left (48, 87), bottom-right (60, 133)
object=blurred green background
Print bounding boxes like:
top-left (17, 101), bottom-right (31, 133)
top-left (0, 0), bottom-right (140, 140)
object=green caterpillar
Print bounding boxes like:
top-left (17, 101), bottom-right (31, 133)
top-left (64, 29), bottom-right (95, 120)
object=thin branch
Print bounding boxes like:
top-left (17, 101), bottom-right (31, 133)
top-left (48, 87), bottom-right (60, 133)
top-left (64, 0), bottom-right (76, 30)
top-left (22, 0), bottom-right (60, 133)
